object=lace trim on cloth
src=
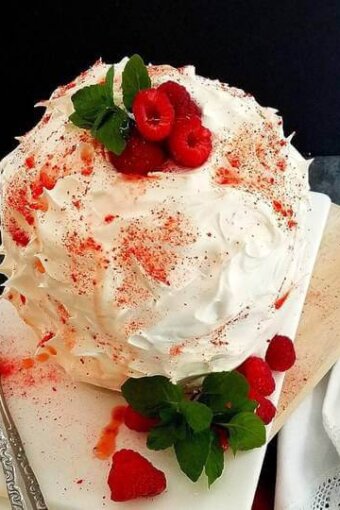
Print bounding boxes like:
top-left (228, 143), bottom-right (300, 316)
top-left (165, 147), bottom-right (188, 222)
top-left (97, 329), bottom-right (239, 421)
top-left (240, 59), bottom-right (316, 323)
top-left (284, 465), bottom-right (340, 510)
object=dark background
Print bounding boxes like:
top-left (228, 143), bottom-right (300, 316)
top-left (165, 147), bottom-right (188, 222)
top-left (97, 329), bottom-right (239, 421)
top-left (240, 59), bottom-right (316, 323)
top-left (1, 0), bottom-right (340, 158)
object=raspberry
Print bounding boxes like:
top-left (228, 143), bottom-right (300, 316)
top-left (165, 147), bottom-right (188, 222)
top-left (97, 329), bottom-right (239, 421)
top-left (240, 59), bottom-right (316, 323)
top-left (214, 426), bottom-right (229, 451)
top-left (133, 88), bottom-right (175, 141)
top-left (265, 335), bottom-right (296, 371)
top-left (158, 81), bottom-right (201, 119)
top-left (238, 356), bottom-right (275, 396)
top-left (249, 389), bottom-right (276, 425)
top-left (124, 406), bottom-right (159, 432)
top-left (168, 116), bottom-right (212, 168)
top-left (109, 130), bottom-right (166, 175)
top-left (108, 449), bottom-right (166, 502)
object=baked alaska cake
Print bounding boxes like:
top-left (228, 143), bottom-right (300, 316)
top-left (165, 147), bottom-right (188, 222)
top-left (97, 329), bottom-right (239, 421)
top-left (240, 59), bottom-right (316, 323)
top-left (0, 56), bottom-right (309, 391)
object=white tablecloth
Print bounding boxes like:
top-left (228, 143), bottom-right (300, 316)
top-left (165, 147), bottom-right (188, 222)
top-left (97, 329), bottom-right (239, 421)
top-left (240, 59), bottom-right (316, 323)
top-left (275, 360), bottom-right (340, 509)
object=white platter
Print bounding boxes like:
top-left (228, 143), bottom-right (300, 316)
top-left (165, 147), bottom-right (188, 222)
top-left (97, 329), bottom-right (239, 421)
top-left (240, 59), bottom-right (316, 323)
top-left (0, 192), bottom-right (331, 510)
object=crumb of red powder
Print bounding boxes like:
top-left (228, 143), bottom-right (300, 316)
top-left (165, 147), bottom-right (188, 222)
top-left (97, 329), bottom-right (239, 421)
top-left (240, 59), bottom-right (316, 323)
top-left (170, 345), bottom-right (182, 356)
top-left (8, 219), bottom-right (30, 247)
top-left (72, 199), bottom-right (81, 209)
top-left (104, 215), bottom-right (117, 224)
top-left (25, 156), bottom-right (35, 169)
top-left (275, 291), bottom-right (290, 310)
top-left (39, 332), bottom-right (55, 347)
top-left (215, 167), bottom-right (241, 186)
top-left (76, 479), bottom-right (84, 485)
top-left (20, 294), bottom-right (26, 305)
top-left (0, 359), bottom-right (16, 377)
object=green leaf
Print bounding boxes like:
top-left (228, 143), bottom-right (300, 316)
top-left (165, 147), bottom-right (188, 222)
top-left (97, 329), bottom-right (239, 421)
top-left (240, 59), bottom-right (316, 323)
top-left (226, 412), bottom-right (266, 454)
top-left (174, 429), bottom-right (212, 482)
top-left (147, 423), bottom-right (178, 450)
top-left (91, 108), bottom-right (129, 155)
top-left (205, 431), bottom-right (224, 487)
top-left (180, 400), bottom-right (213, 432)
top-left (201, 371), bottom-right (255, 418)
top-left (68, 111), bottom-right (93, 129)
top-left (121, 375), bottom-right (184, 417)
top-left (71, 84), bottom-right (109, 122)
top-left (122, 54), bottom-right (151, 110)
top-left (105, 65), bottom-right (114, 103)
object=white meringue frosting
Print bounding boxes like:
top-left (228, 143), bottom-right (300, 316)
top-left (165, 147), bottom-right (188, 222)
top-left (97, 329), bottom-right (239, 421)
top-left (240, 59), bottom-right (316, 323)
top-left (0, 58), bottom-right (309, 389)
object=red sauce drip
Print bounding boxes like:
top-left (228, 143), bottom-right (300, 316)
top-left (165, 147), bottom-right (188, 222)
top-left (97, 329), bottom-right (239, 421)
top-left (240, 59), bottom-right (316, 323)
top-left (94, 406), bottom-right (127, 460)
top-left (274, 291), bottom-right (290, 310)
top-left (8, 219), bottom-right (30, 247)
top-left (25, 156), bottom-right (35, 169)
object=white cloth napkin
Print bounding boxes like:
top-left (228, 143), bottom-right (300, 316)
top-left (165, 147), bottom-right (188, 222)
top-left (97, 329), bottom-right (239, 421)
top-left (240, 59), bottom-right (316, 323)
top-left (275, 360), bottom-right (340, 509)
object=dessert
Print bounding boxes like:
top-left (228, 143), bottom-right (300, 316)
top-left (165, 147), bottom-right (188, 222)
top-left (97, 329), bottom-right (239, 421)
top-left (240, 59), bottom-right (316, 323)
top-left (0, 56), bottom-right (309, 393)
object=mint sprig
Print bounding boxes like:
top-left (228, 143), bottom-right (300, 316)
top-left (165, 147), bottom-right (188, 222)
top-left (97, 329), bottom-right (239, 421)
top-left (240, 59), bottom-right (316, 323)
top-left (68, 55), bottom-right (151, 155)
top-left (121, 370), bottom-right (267, 486)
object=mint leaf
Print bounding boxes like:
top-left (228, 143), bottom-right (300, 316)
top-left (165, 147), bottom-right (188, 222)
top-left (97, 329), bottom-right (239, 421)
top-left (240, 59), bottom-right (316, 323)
top-left (121, 375), bottom-right (184, 417)
top-left (205, 431), bottom-right (224, 487)
top-left (71, 84), bottom-right (109, 122)
top-left (105, 65), bottom-right (114, 103)
top-left (180, 401), bottom-right (213, 432)
top-left (201, 371), bottom-right (256, 418)
top-left (69, 111), bottom-right (93, 129)
top-left (174, 429), bottom-right (212, 482)
top-left (147, 423), bottom-right (178, 450)
top-left (122, 54), bottom-right (151, 110)
top-left (226, 412), bottom-right (266, 454)
top-left (91, 108), bottom-right (129, 155)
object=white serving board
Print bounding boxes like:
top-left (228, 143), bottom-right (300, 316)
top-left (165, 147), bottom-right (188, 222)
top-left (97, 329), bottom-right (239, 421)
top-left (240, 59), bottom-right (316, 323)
top-left (0, 192), bottom-right (330, 510)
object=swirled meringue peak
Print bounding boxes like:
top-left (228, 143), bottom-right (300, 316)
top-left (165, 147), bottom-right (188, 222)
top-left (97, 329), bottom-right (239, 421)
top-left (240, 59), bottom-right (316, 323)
top-left (0, 58), bottom-right (309, 390)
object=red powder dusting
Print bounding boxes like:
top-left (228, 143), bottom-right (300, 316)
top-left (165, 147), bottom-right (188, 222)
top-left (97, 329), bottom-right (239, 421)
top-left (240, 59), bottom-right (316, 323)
top-left (31, 197), bottom-right (49, 212)
top-left (55, 81), bottom-right (77, 98)
top-left (273, 200), bottom-right (283, 213)
top-left (25, 156), bottom-right (35, 169)
top-left (93, 406), bottom-right (127, 460)
top-left (8, 184), bottom-right (35, 225)
top-left (0, 359), bottom-right (16, 377)
top-left (274, 291), bottom-right (290, 310)
top-left (8, 219), bottom-right (30, 247)
top-left (104, 215), bottom-right (116, 224)
top-left (288, 220), bottom-right (298, 229)
top-left (80, 144), bottom-right (94, 176)
top-left (42, 113), bottom-right (51, 125)
top-left (215, 167), bottom-right (241, 186)
top-left (277, 159), bottom-right (287, 171)
top-left (227, 155), bottom-right (240, 168)
top-left (72, 199), bottom-right (81, 209)
top-left (57, 303), bottom-right (69, 324)
top-left (170, 345), bottom-right (182, 356)
top-left (38, 332), bottom-right (55, 347)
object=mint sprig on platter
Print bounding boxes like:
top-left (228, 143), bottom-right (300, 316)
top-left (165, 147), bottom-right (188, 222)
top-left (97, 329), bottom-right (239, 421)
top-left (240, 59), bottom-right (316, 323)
top-left (121, 371), bottom-right (266, 486)
top-left (69, 54), bottom-right (151, 155)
